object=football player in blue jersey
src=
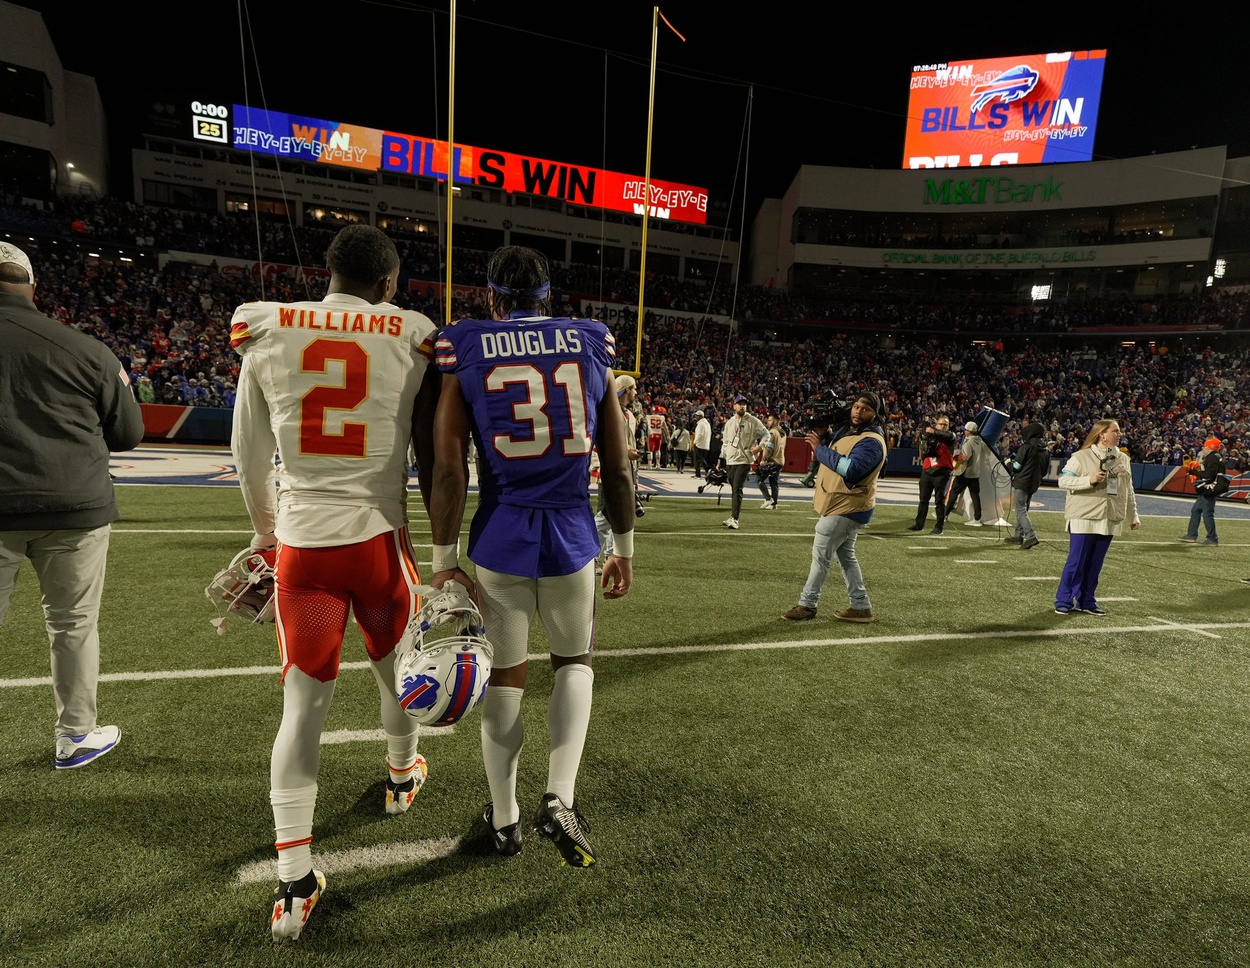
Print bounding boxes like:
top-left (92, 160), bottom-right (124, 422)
top-left (428, 246), bottom-right (635, 867)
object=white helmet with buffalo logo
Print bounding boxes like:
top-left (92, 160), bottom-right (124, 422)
top-left (394, 581), bottom-right (492, 727)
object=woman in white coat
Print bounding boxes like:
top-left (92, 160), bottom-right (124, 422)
top-left (1054, 419), bottom-right (1140, 615)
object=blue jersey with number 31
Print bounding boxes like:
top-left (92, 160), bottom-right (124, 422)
top-left (435, 314), bottom-right (615, 577)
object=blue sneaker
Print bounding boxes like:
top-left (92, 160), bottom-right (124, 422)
top-left (54, 726), bottom-right (121, 770)
top-left (1074, 604), bottom-right (1107, 616)
top-left (1054, 604), bottom-right (1072, 615)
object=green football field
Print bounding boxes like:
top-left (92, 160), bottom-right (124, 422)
top-left (1, 485), bottom-right (1247, 967)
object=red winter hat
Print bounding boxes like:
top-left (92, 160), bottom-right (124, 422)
top-left (1204, 438), bottom-right (1222, 451)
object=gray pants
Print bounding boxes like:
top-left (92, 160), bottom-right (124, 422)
top-left (0, 526), bottom-right (111, 738)
top-left (726, 463), bottom-right (750, 520)
top-left (1011, 488), bottom-right (1036, 540)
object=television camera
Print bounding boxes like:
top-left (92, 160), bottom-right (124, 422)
top-left (800, 389), bottom-right (853, 434)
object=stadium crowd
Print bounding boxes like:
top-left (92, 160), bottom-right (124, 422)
top-left (3, 198), bottom-right (1246, 469)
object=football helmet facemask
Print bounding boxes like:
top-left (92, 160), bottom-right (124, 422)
top-left (394, 581), bottom-right (493, 727)
top-left (205, 548), bottom-right (277, 634)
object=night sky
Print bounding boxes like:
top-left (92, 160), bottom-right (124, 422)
top-left (14, 1), bottom-right (1250, 228)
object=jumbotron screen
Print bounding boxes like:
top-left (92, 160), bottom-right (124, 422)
top-left (903, 50), bottom-right (1107, 169)
top-left (160, 99), bottom-right (709, 224)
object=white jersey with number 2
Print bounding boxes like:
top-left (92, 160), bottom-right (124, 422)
top-left (229, 293), bottom-right (437, 548)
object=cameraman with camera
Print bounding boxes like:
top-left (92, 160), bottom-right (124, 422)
top-left (781, 391), bottom-right (887, 624)
top-left (908, 414), bottom-right (955, 534)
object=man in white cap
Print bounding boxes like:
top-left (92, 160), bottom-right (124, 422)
top-left (0, 241), bottom-right (144, 769)
top-left (944, 420), bottom-right (990, 526)
top-left (692, 409), bottom-right (712, 478)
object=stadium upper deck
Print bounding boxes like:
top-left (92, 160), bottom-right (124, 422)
top-left (3, 3), bottom-right (1250, 310)
top-left (748, 149), bottom-right (1250, 300)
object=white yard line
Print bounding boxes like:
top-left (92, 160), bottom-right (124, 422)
top-left (321, 727), bottom-right (453, 744)
top-left (5, 623), bottom-right (1249, 690)
top-left (1146, 616), bottom-right (1223, 640)
top-left (236, 838), bottom-right (462, 885)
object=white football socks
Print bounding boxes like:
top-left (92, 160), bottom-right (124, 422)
top-left (480, 685), bottom-right (525, 828)
top-left (547, 663), bottom-right (594, 806)
top-left (271, 783), bottom-right (318, 882)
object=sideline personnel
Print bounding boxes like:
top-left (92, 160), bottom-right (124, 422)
top-left (717, 395), bottom-right (766, 530)
top-left (1179, 438), bottom-right (1224, 546)
top-left (944, 421), bottom-right (989, 526)
top-left (908, 414), bottom-right (955, 534)
top-left (782, 391), bottom-right (887, 623)
top-left (0, 241), bottom-right (143, 769)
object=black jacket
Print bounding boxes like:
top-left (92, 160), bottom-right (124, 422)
top-left (919, 427), bottom-right (955, 472)
top-left (1010, 423), bottom-right (1048, 495)
top-left (0, 292), bottom-right (144, 530)
top-left (1193, 451), bottom-right (1226, 494)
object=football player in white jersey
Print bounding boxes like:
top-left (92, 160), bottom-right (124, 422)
top-left (427, 246), bottom-right (635, 868)
top-left (644, 406), bottom-right (668, 467)
top-left (229, 225), bottom-right (440, 941)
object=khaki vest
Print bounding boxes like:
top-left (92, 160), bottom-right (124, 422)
top-left (813, 428), bottom-right (887, 517)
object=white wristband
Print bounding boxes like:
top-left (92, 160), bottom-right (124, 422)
top-left (251, 531), bottom-right (278, 552)
top-left (432, 542), bottom-right (460, 572)
top-left (610, 531), bottom-right (634, 558)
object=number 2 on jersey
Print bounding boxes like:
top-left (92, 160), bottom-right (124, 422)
top-left (299, 338), bottom-right (369, 457)
top-left (487, 361), bottom-right (591, 459)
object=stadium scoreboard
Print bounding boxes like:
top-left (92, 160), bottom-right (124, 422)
top-left (144, 96), bottom-right (709, 225)
top-left (903, 50), bottom-right (1107, 170)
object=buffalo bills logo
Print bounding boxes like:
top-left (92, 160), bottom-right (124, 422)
top-left (398, 673), bottom-right (441, 715)
top-left (969, 65), bottom-right (1039, 113)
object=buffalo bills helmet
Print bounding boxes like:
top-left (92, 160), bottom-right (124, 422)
top-left (394, 581), bottom-right (493, 727)
top-left (205, 548), bottom-right (277, 634)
